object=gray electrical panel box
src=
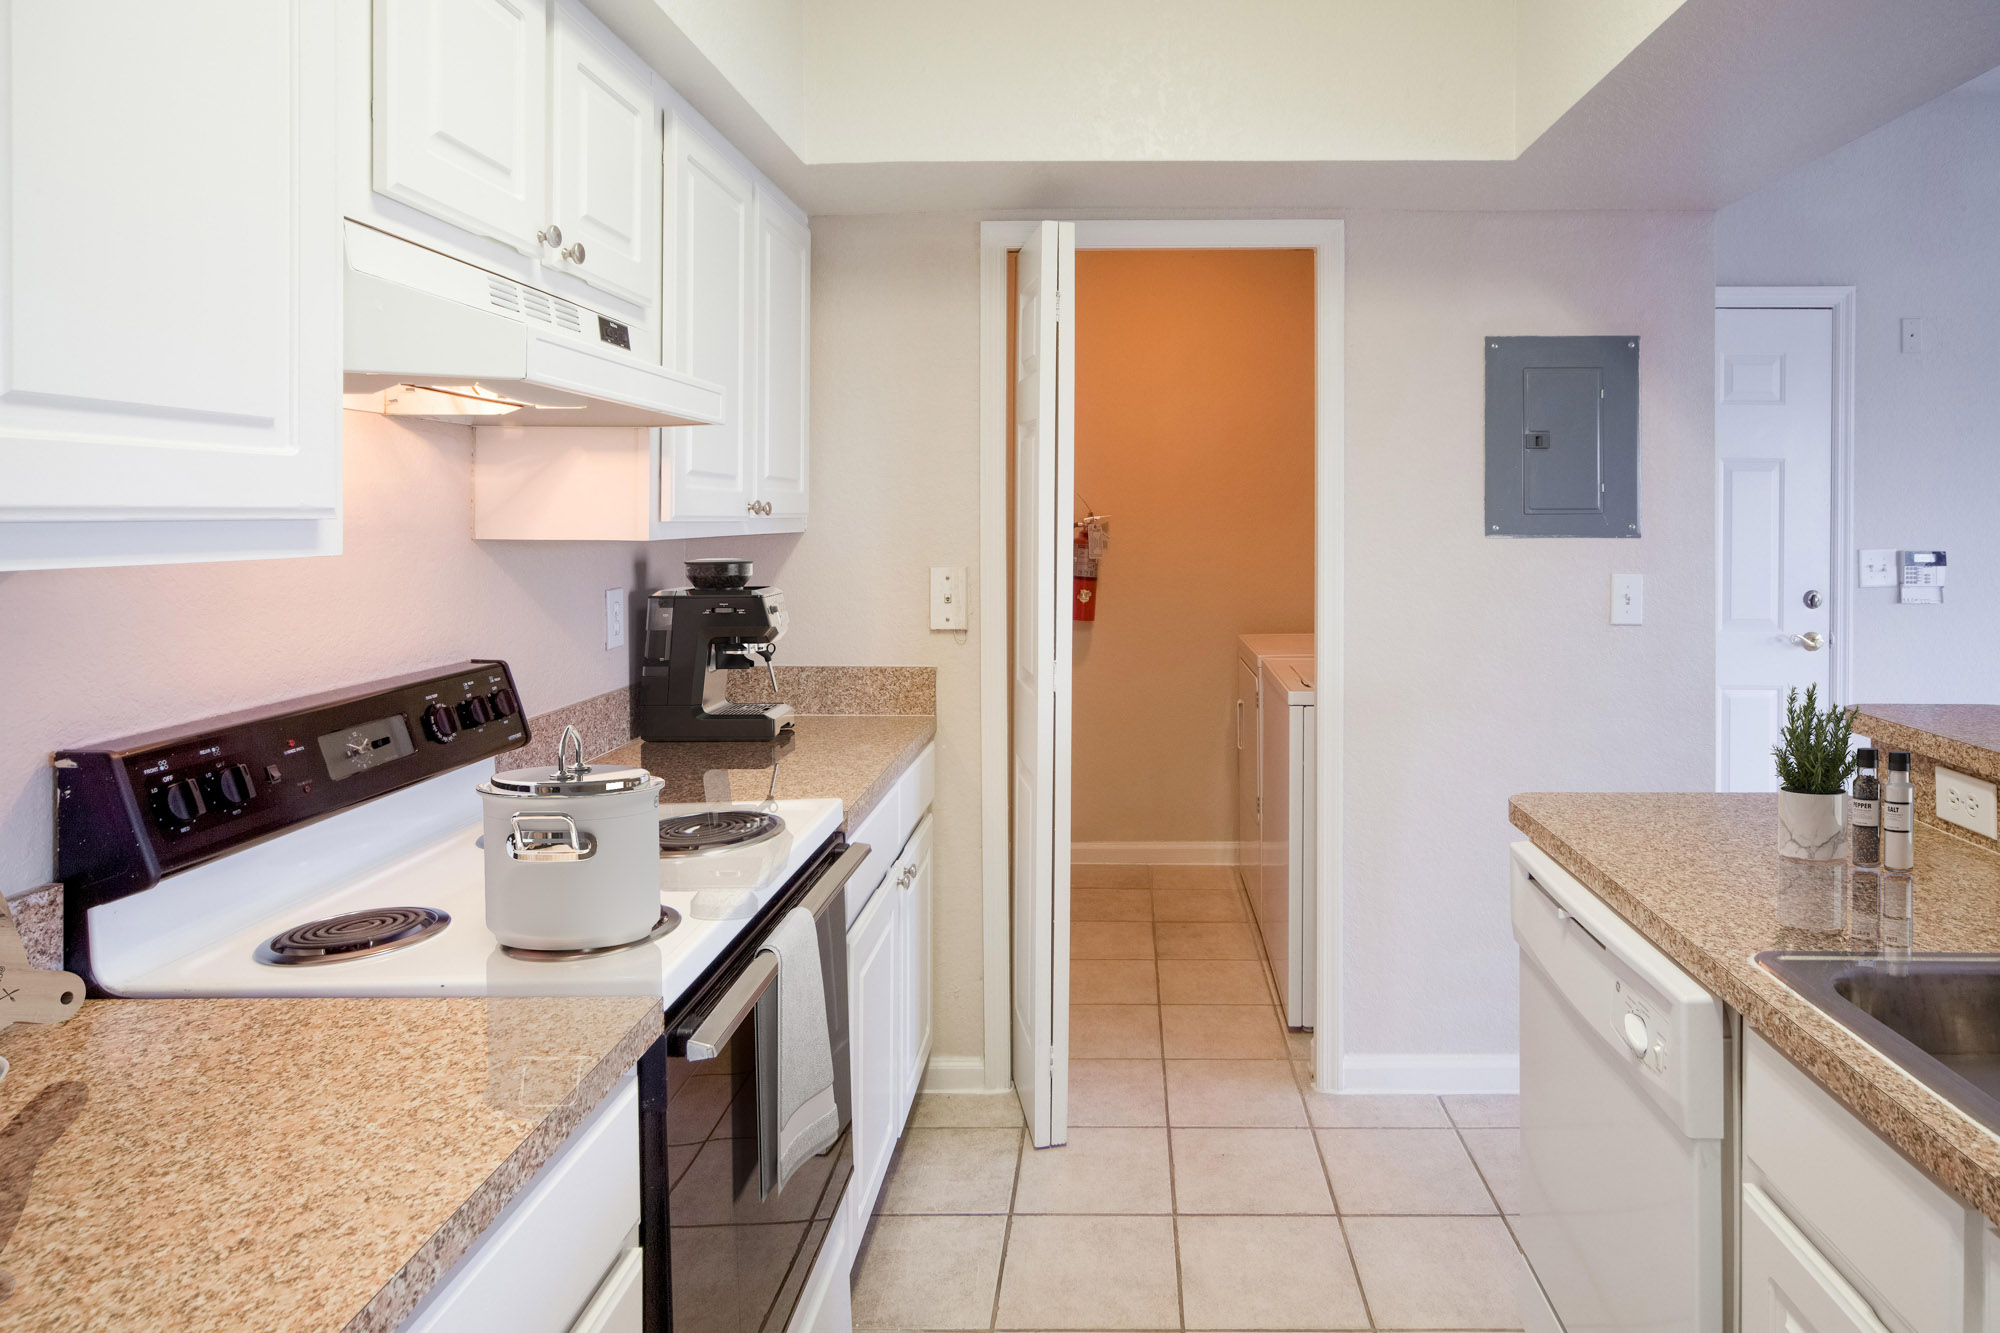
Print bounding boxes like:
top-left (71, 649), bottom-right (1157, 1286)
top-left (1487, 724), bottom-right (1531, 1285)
top-left (1485, 336), bottom-right (1638, 537)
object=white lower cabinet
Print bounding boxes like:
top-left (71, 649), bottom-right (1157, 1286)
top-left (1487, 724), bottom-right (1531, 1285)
top-left (1742, 1032), bottom-right (1981, 1333)
top-left (1742, 1183), bottom-right (1892, 1333)
top-left (567, 1247), bottom-right (644, 1333)
top-left (842, 749), bottom-right (938, 1233)
top-left (895, 816), bottom-right (936, 1121)
top-left (847, 872), bottom-right (901, 1229)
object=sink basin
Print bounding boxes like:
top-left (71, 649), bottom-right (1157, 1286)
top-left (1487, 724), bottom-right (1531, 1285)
top-left (1756, 952), bottom-right (2000, 1136)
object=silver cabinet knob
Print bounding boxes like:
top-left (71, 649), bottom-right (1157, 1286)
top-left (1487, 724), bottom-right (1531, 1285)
top-left (561, 241), bottom-right (586, 265)
top-left (1790, 631), bottom-right (1828, 651)
top-left (537, 224), bottom-right (563, 249)
top-left (1802, 589), bottom-right (1823, 609)
top-left (746, 501), bottom-right (759, 514)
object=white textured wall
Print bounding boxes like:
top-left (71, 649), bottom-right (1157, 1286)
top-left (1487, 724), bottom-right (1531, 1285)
top-left (0, 412), bottom-right (684, 902)
top-left (679, 214), bottom-right (988, 1061)
top-left (1342, 211), bottom-right (1717, 1061)
top-left (1717, 81), bottom-right (2000, 705)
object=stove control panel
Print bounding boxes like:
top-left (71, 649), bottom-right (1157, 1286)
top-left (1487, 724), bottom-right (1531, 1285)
top-left (55, 662), bottom-right (530, 910)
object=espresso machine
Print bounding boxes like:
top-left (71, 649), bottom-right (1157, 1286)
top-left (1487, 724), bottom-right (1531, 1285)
top-left (638, 558), bottom-right (797, 742)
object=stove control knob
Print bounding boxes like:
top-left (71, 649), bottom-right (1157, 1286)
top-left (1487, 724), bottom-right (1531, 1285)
top-left (162, 779), bottom-right (206, 826)
top-left (214, 763), bottom-right (257, 809)
top-left (487, 687), bottom-right (518, 721)
top-left (422, 703), bottom-right (459, 744)
top-left (457, 695), bottom-right (493, 729)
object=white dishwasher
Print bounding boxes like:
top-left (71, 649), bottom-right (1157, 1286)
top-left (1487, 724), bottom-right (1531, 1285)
top-left (1510, 842), bottom-right (1728, 1333)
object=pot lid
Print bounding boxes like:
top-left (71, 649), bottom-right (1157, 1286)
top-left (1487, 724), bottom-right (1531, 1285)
top-left (486, 725), bottom-right (656, 796)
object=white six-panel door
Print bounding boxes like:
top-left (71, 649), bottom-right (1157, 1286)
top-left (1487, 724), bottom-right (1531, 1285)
top-left (374, 0), bottom-right (549, 256)
top-left (548, 0), bottom-right (659, 306)
top-left (1011, 222), bottom-right (1074, 1148)
top-left (1715, 306), bottom-right (1835, 791)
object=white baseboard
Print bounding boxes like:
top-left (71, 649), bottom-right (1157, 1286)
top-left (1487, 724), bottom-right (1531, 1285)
top-left (1340, 1053), bottom-right (1520, 1094)
top-left (1071, 840), bottom-right (1242, 866)
top-left (920, 1055), bottom-right (994, 1093)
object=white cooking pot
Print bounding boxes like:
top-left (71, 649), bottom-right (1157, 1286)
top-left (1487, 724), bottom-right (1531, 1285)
top-left (478, 725), bottom-right (666, 951)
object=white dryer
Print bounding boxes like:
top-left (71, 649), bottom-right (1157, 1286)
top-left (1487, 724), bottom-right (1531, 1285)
top-left (1258, 655), bottom-right (1316, 1028)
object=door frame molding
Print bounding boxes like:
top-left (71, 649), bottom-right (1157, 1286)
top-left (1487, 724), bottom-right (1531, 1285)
top-left (1714, 286), bottom-right (1857, 786)
top-left (978, 218), bottom-right (1347, 1092)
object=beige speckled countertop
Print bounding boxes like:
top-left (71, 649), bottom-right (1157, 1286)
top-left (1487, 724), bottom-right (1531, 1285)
top-left (0, 995), bottom-right (660, 1332)
top-left (594, 713), bottom-right (936, 831)
top-left (1510, 792), bottom-right (2000, 1226)
top-left (1857, 705), bottom-right (2000, 785)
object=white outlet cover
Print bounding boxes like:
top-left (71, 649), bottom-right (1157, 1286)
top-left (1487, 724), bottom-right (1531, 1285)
top-left (1611, 573), bottom-right (1643, 625)
top-left (1936, 765), bottom-right (1998, 841)
top-left (1858, 549), bottom-right (1897, 587)
top-left (605, 589), bottom-right (626, 650)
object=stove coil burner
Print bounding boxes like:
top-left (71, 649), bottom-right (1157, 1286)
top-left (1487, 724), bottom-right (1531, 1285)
top-left (658, 809), bottom-right (785, 856)
top-left (255, 907), bottom-right (450, 966)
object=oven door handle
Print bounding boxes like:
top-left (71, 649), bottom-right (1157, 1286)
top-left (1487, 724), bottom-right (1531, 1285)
top-left (685, 952), bottom-right (779, 1060)
top-left (801, 842), bottom-right (871, 919)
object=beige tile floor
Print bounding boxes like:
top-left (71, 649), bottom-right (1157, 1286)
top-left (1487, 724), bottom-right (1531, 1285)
top-left (852, 863), bottom-right (1529, 1332)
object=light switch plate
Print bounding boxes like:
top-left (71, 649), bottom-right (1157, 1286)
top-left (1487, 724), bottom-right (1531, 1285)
top-left (930, 566), bottom-right (967, 630)
top-left (1611, 573), bottom-right (1644, 625)
top-left (1859, 549), bottom-right (1897, 587)
top-left (605, 589), bottom-right (626, 650)
top-left (1937, 766), bottom-right (1998, 841)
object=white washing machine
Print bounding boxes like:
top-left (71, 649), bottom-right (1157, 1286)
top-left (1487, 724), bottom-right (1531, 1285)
top-left (1258, 655), bottom-right (1315, 1028)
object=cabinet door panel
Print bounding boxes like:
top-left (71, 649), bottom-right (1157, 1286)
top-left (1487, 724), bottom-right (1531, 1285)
top-left (897, 822), bottom-right (935, 1116)
top-left (662, 130), bottom-right (753, 519)
top-left (0, 0), bottom-right (338, 550)
top-left (847, 886), bottom-right (900, 1230)
top-left (375, 0), bottom-right (547, 254)
top-left (550, 0), bottom-right (659, 307)
top-left (754, 193), bottom-right (810, 518)
top-left (1742, 1184), bottom-right (1893, 1333)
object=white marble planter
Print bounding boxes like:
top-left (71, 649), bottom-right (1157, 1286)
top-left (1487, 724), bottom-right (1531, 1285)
top-left (1778, 790), bottom-right (1847, 861)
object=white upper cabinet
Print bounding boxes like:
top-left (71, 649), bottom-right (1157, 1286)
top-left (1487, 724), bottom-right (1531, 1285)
top-left (548, 0), bottom-right (661, 306)
top-left (754, 190), bottom-right (812, 519)
top-left (664, 126), bottom-right (757, 520)
top-left (374, 0), bottom-right (550, 257)
top-left (0, 0), bottom-right (340, 571)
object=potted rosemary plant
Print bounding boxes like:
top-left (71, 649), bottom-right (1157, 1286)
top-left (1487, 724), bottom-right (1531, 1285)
top-left (1772, 684), bottom-right (1858, 860)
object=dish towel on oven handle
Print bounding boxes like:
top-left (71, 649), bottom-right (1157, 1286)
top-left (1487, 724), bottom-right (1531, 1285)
top-left (762, 906), bottom-right (840, 1189)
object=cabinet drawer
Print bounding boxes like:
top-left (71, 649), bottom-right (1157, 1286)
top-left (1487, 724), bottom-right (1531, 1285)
top-left (1744, 1033), bottom-right (1968, 1333)
top-left (405, 1073), bottom-right (640, 1333)
top-left (1742, 1183), bottom-right (1894, 1333)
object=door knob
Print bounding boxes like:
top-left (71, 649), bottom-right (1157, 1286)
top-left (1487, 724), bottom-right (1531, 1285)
top-left (1790, 631), bottom-right (1828, 652)
top-left (536, 224), bottom-right (563, 249)
top-left (1802, 589), bottom-right (1823, 609)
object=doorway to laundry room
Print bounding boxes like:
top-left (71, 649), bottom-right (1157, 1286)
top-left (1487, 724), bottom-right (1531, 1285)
top-left (989, 223), bottom-right (1342, 1148)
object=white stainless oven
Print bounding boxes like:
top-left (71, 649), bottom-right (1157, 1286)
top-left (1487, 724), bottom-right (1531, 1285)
top-left (1510, 841), bottom-right (1730, 1333)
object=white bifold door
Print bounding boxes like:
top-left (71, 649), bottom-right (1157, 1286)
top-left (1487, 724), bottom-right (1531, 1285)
top-left (1715, 306), bottom-right (1835, 792)
top-left (1012, 221), bottom-right (1075, 1148)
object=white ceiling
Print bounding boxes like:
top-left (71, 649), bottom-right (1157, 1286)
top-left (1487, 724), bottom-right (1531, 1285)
top-left (592, 0), bottom-right (2000, 214)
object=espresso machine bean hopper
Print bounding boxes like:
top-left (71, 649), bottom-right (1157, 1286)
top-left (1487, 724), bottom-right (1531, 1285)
top-left (637, 558), bottom-right (797, 742)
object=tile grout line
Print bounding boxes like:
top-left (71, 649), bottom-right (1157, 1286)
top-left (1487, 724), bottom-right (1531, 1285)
top-left (987, 1122), bottom-right (1028, 1330)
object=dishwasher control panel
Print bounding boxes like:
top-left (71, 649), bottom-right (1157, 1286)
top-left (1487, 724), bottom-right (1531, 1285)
top-left (1510, 840), bottom-right (1726, 1139)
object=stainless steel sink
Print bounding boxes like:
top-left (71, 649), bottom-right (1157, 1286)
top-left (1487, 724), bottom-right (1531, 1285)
top-left (1756, 952), bottom-right (2000, 1135)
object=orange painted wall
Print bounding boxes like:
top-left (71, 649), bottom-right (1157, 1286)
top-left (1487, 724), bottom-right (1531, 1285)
top-left (1071, 249), bottom-right (1315, 845)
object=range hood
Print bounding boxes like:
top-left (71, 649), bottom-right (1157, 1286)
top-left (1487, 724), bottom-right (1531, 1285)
top-left (342, 222), bottom-right (724, 428)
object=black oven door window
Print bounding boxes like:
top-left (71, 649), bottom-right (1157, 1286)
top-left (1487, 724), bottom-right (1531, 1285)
top-left (667, 988), bottom-right (853, 1333)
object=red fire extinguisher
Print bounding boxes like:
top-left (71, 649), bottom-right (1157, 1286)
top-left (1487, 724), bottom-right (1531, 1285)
top-left (1073, 512), bottom-right (1108, 622)
top-left (1073, 527), bottom-right (1097, 622)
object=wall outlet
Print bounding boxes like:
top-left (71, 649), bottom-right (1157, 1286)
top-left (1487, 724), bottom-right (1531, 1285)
top-left (930, 566), bottom-right (967, 630)
top-left (1936, 766), bottom-right (1998, 841)
top-left (1900, 317), bottom-right (1924, 355)
top-left (605, 588), bottom-right (626, 650)
top-left (1611, 573), bottom-right (1643, 625)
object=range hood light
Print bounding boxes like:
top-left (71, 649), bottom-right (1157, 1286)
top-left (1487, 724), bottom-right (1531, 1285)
top-left (376, 384), bottom-right (526, 418)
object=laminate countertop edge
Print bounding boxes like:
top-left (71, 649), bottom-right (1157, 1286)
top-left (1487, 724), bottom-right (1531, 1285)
top-left (343, 1006), bottom-right (663, 1333)
top-left (1509, 795), bottom-right (2000, 1230)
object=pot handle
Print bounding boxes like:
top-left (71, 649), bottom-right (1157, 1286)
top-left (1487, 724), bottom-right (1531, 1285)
top-left (506, 811), bottom-right (599, 862)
